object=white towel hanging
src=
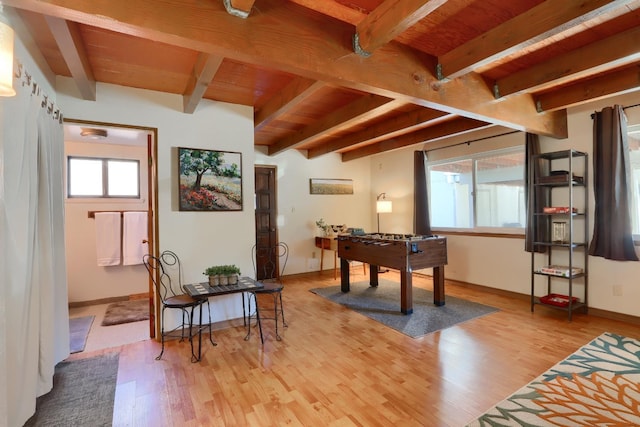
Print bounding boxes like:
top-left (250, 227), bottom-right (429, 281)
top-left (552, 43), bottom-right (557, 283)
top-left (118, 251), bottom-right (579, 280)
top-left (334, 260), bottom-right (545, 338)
top-left (123, 212), bottom-right (148, 266)
top-left (95, 212), bottom-right (121, 266)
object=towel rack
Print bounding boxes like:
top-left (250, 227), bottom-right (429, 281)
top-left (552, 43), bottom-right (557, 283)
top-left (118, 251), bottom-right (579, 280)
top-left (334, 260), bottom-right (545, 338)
top-left (87, 210), bottom-right (148, 218)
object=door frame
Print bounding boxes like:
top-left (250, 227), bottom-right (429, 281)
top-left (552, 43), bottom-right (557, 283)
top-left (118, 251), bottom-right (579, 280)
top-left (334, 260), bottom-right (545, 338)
top-left (254, 165), bottom-right (278, 279)
top-left (63, 118), bottom-right (159, 338)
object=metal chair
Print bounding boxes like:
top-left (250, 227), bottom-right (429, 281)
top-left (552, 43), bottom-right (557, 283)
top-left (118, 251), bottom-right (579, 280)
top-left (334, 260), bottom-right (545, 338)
top-left (143, 250), bottom-right (215, 361)
top-left (245, 242), bottom-right (289, 343)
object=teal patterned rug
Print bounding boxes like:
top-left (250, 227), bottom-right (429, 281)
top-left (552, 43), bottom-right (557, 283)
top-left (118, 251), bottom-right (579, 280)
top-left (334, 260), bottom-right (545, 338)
top-left (467, 332), bottom-right (640, 426)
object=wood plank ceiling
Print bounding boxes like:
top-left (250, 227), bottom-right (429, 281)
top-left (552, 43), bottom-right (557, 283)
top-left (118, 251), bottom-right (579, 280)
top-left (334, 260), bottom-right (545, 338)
top-left (7, 0), bottom-right (640, 161)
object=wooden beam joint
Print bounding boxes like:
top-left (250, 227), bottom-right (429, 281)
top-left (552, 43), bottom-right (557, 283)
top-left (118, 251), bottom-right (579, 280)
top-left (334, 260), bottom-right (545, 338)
top-left (352, 33), bottom-right (372, 58)
top-left (436, 63), bottom-right (445, 81)
top-left (223, 0), bottom-right (250, 19)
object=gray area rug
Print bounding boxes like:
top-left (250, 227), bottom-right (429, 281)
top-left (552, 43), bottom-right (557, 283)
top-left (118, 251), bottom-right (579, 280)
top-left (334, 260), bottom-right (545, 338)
top-left (69, 315), bottom-right (94, 353)
top-left (24, 352), bottom-right (119, 427)
top-left (102, 298), bottom-right (150, 326)
top-left (310, 279), bottom-right (498, 338)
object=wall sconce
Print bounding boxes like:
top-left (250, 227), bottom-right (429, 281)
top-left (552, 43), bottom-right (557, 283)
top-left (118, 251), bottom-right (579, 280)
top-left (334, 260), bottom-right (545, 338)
top-left (376, 192), bottom-right (392, 232)
top-left (0, 4), bottom-right (15, 97)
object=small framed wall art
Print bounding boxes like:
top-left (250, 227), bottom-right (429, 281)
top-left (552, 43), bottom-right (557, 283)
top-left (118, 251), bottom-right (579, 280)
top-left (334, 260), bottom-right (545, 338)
top-left (309, 178), bottom-right (354, 195)
top-left (178, 147), bottom-right (242, 211)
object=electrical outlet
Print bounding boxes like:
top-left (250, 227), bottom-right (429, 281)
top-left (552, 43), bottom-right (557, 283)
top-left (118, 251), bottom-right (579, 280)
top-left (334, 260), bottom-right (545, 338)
top-left (613, 285), bottom-right (623, 296)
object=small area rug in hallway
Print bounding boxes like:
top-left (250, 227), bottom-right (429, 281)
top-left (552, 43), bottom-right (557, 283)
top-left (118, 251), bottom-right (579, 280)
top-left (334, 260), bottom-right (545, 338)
top-left (69, 315), bottom-right (94, 353)
top-left (466, 332), bottom-right (640, 426)
top-left (310, 279), bottom-right (498, 338)
top-left (102, 298), bottom-right (149, 326)
top-left (24, 352), bottom-right (119, 426)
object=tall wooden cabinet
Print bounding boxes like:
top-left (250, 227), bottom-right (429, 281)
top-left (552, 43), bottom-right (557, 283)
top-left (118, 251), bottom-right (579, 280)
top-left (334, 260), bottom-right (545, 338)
top-left (530, 149), bottom-right (588, 320)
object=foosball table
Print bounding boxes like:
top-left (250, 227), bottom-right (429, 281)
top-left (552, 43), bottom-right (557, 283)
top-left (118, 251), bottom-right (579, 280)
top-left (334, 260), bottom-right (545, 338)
top-left (337, 233), bottom-right (447, 314)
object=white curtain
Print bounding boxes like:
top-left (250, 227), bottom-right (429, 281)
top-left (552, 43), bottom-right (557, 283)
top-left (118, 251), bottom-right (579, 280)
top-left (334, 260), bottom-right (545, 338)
top-left (1, 72), bottom-right (69, 426)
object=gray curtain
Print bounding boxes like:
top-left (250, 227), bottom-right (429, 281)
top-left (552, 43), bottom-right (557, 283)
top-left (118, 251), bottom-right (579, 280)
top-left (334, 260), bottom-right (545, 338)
top-left (589, 105), bottom-right (639, 261)
top-left (414, 151), bottom-right (432, 236)
top-left (524, 133), bottom-right (548, 252)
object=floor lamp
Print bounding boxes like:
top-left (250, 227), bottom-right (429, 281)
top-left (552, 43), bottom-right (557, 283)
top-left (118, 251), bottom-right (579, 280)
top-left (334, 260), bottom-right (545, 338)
top-left (376, 193), bottom-right (392, 233)
top-left (376, 193), bottom-right (392, 273)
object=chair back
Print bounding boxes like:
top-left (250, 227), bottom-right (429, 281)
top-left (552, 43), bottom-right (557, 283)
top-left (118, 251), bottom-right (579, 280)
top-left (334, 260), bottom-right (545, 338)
top-left (252, 242), bottom-right (289, 283)
top-left (143, 250), bottom-right (185, 303)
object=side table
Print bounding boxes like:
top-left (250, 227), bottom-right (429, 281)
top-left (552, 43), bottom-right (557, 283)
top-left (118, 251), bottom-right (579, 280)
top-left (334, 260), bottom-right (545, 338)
top-left (315, 236), bottom-right (365, 279)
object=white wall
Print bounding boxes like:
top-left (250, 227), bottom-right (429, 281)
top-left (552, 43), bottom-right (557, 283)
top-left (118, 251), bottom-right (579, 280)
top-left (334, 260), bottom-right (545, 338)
top-left (64, 140), bottom-right (149, 302)
top-left (56, 80), bottom-right (256, 321)
top-left (255, 147), bottom-right (373, 273)
top-left (371, 92), bottom-right (640, 317)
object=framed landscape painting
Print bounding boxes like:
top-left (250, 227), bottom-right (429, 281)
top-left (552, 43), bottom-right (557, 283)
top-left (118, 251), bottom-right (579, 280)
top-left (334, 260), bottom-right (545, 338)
top-left (178, 147), bottom-right (243, 211)
top-left (309, 178), bottom-right (354, 195)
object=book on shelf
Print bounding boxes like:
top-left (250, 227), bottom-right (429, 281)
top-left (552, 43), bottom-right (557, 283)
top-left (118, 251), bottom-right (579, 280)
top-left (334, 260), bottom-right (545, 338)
top-left (537, 265), bottom-right (583, 277)
top-left (537, 172), bottom-right (583, 184)
top-left (539, 293), bottom-right (579, 307)
top-left (542, 206), bottom-right (578, 214)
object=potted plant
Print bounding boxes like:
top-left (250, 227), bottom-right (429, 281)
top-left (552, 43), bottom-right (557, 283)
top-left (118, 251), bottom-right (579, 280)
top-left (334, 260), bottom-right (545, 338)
top-left (204, 265), bottom-right (241, 286)
top-left (316, 218), bottom-right (330, 237)
top-left (220, 264), bottom-right (241, 285)
top-left (203, 265), bottom-right (223, 286)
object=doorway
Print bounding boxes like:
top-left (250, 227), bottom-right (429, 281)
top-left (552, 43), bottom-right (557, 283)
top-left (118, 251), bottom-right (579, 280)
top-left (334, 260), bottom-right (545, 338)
top-left (254, 165), bottom-right (278, 278)
top-left (63, 119), bottom-right (158, 338)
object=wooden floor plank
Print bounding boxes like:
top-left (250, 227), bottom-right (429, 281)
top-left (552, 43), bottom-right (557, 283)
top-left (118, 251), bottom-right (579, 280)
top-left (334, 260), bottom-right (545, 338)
top-left (71, 269), bottom-right (640, 426)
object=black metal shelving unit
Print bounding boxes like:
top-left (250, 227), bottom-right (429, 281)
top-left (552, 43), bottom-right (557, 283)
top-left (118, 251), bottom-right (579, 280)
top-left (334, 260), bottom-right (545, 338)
top-left (530, 149), bottom-right (589, 321)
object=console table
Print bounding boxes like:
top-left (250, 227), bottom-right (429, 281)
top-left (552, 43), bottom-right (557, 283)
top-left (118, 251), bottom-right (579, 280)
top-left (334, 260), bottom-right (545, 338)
top-left (315, 236), bottom-right (365, 279)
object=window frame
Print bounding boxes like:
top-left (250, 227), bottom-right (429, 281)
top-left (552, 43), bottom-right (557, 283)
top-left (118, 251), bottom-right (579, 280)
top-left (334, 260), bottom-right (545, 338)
top-left (627, 123), bottom-right (640, 243)
top-left (427, 146), bottom-right (526, 235)
top-left (67, 155), bottom-right (141, 199)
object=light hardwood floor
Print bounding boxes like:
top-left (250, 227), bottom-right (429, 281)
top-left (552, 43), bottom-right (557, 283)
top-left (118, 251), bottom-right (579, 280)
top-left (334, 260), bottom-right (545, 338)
top-left (69, 269), bottom-right (640, 426)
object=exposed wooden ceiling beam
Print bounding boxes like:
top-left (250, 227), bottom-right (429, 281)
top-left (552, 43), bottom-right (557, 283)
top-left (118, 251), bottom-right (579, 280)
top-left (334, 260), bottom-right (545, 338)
top-left (418, 126), bottom-right (507, 153)
top-left (43, 16), bottom-right (95, 100)
top-left (496, 26), bottom-right (640, 99)
top-left (6, 0), bottom-right (567, 138)
top-left (535, 64), bottom-right (640, 112)
top-left (287, 0), bottom-right (364, 25)
top-left (354, 0), bottom-right (447, 56)
top-left (223, 0), bottom-right (255, 18)
top-left (268, 95), bottom-right (404, 155)
top-left (342, 117), bottom-right (491, 161)
top-left (438, 0), bottom-right (636, 79)
top-left (255, 78), bottom-right (326, 131)
top-left (183, 53), bottom-right (224, 114)
top-left (307, 108), bottom-right (451, 158)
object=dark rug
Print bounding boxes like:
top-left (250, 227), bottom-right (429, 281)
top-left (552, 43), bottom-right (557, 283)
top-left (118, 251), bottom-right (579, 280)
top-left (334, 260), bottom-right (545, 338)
top-left (24, 352), bottom-right (119, 427)
top-left (102, 298), bottom-right (149, 326)
top-left (69, 315), bottom-right (94, 353)
top-left (310, 279), bottom-right (498, 338)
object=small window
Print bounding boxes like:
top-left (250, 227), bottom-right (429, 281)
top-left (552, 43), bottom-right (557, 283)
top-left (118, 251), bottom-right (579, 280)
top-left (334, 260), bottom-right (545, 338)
top-left (428, 147), bottom-right (525, 231)
top-left (68, 156), bottom-right (140, 198)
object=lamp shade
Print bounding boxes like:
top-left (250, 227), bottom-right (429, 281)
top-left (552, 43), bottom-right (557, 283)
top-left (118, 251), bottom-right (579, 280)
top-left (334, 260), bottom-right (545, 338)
top-left (0, 19), bottom-right (15, 97)
top-left (376, 199), bottom-right (392, 214)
